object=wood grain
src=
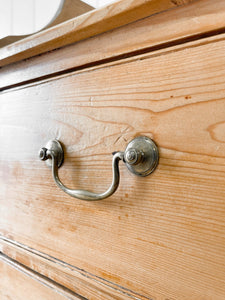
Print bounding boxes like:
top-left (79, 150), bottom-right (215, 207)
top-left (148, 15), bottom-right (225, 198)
top-left (0, 0), bottom-right (194, 67)
top-left (48, 0), bottom-right (93, 28)
top-left (0, 254), bottom-right (82, 300)
top-left (1, 0), bottom-right (225, 90)
top-left (1, 35), bottom-right (225, 299)
top-left (0, 238), bottom-right (146, 300)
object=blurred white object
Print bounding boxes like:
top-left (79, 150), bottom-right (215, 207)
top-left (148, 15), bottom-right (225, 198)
top-left (83, 0), bottom-right (116, 7)
top-left (0, 0), bottom-right (63, 38)
top-left (0, 0), bottom-right (116, 39)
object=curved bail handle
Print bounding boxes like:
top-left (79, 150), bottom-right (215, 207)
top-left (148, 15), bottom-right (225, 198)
top-left (39, 137), bottom-right (159, 201)
top-left (50, 149), bottom-right (124, 201)
top-left (39, 139), bottom-right (124, 201)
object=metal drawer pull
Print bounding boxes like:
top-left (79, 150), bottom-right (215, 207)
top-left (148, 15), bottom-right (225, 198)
top-left (39, 136), bottom-right (159, 201)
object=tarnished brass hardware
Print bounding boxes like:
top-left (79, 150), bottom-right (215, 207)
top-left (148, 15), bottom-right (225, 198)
top-left (124, 136), bottom-right (159, 176)
top-left (39, 136), bottom-right (159, 201)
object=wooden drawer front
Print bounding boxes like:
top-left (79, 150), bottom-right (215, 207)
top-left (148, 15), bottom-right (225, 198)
top-left (0, 255), bottom-right (80, 300)
top-left (1, 35), bottom-right (225, 299)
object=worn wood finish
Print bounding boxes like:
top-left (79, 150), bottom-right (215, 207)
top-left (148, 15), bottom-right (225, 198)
top-left (0, 0), bottom-right (194, 67)
top-left (0, 254), bottom-right (82, 299)
top-left (1, 0), bottom-right (225, 91)
top-left (48, 0), bottom-right (93, 28)
top-left (1, 35), bottom-right (225, 299)
top-left (0, 238), bottom-right (143, 299)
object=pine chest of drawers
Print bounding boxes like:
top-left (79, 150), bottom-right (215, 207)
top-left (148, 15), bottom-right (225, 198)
top-left (1, 0), bottom-right (225, 299)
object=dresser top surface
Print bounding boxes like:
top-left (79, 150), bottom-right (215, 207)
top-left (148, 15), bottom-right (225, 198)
top-left (0, 0), bottom-right (193, 67)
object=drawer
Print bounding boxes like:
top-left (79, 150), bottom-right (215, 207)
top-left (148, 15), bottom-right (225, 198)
top-left (0, 254), bottom-right (80, 300)
top-left (1, 35), bottom-right (225, 299)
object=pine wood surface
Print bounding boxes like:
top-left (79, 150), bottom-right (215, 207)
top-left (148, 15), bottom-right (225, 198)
top-left (0, 238), bottom-right (143, 299)
top-left (0, 254), bottom-right (82, 300)
top-left (48, 0), bottom-right (93, 28)
top-left (0, 0), bottom-right (193, 67)
top-left (1, 0), bottom-right (225, 90)
top-left (1, 35), bottom-right (225, 299)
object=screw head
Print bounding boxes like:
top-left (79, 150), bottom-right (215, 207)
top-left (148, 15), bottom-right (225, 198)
top-left (124, 136), bottom-right (159, 176)
top-left (124, 148), bottom-right (139, 165)
top-left (39, 147), bottom-right (48, 161)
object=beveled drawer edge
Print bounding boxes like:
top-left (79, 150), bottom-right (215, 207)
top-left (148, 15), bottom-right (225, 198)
top-left (2, 29), bottom-right (225, 97)
top-left (0, 237), bottom-right (149, 300)
top-left (0, 253), bottom-right (83, 300)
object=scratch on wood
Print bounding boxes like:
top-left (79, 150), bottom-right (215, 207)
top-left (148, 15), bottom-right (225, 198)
top-left (114, 135), bottom-right (121, 145)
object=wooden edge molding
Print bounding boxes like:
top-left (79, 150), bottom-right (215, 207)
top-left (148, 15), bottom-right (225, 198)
top-left (0, 237), bottom-right (148, 300)
top-left (1, 30), bottom-right (225, 95)
top-left (1, 0), bottom-right (225, 90)
top-left (0, 0), bottom-right (194, 67)
top-left (0, 254), bottom-right (83, 299)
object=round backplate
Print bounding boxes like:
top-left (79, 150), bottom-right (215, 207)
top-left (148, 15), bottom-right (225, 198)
top-left (45, 139), bottom-right (64, 168)
top-left (124, 136), bottom-right (159, 177)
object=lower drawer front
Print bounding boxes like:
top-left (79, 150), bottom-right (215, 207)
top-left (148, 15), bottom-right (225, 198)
top-left (1, 35), bottom-right (225, 299)
top-left (0, 255), bottom-right (79, 300)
